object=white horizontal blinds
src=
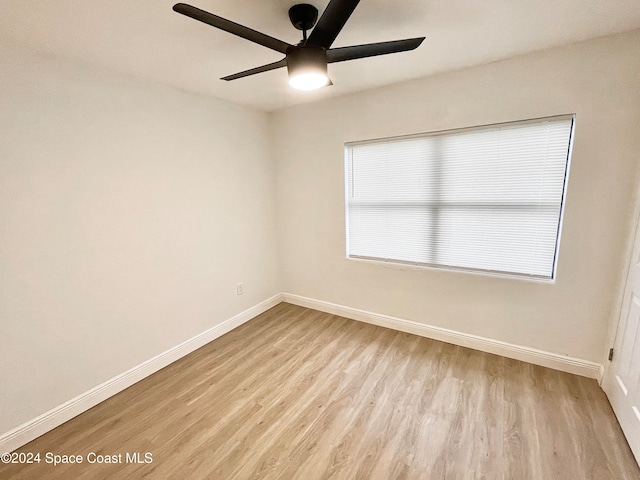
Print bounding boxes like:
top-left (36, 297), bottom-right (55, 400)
top-left (346, 116), bottom-right (573, 278)
top-left (348, 138), bottom-right (439, 264)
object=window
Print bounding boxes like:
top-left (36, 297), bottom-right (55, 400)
top-left (345, 115), bottom-right (574, 280)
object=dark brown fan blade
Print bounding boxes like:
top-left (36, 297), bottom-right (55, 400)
top-left (173, 3), bottom-right (292, 54)
top-left (306, 0), bottom-right (360, 48)
top-left (221, 59), bottom-right (288, 81)
top-left (327, 37), bottom-right (425, 63)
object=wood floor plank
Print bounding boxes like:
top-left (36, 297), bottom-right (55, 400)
top-left (1, 303), bottom-right (639, 479)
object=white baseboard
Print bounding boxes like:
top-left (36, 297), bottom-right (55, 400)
top-left (282, 293), bottom-right (602, 380)
top-left (2, 291), bottom-right (602, 453)
top-left (0, 294), bottom-right (283, 454)
top-left (598, 364), bottom-right (607, 386)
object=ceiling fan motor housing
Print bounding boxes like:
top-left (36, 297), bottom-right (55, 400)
top-left (286, 45), bottom-right (328, 76)
top-left (288, 4), bottom-right (319, 31)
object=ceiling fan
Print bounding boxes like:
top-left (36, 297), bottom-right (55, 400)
top-left (173, 0), bottom-right (425, 91)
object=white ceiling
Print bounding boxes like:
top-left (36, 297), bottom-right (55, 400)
top-left (2, 1), bottom-right (640, 111)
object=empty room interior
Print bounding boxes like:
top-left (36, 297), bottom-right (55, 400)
top-left (2, 0), bottom-right (640, 478)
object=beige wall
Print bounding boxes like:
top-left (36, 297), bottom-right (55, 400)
top-left (0, 46), bottom-right (280, 433)
top-left (2, 29), bottom-right (640, 438)
top-left (272, 30), bottom-right (640, 364)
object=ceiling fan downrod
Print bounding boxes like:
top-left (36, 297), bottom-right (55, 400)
top-left (288, 3), bottom-right (319, 44)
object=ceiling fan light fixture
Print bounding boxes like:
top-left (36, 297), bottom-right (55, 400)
top-left (286, 46), bottom-right (330, 91)
top-left (173, 2), bottom-right (426, 87)
top-left (288, 71), bottom-right (330, 91)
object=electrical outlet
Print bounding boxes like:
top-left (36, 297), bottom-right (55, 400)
top-left (236, 283), bottom-right (244, 295)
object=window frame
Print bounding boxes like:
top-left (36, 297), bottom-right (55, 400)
top-left (343, 114), bottom-right (576, 282)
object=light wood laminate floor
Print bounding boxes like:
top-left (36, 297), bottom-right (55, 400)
top-left (2, 303), bottom-right (639, 479)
